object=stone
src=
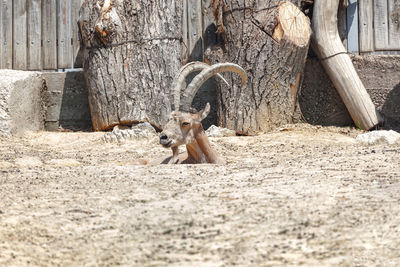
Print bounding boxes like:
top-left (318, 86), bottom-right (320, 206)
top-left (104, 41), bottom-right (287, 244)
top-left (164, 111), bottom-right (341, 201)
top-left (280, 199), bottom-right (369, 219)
top-left (206, 125), bottom-right (236, 137)
top-left (356, 130), bottom-right (400, 145)
top-left (0, 70), bottom-right (46, 137)
top-left (102, 123), bottom-right (157, 143)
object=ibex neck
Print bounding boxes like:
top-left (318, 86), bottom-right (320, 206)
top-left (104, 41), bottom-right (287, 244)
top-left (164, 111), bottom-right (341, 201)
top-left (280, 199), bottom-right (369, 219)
top-left (186, 130), bottom-right (223, 164)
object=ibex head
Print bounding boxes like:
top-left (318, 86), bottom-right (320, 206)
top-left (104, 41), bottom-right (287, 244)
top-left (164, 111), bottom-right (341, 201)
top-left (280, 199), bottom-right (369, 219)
top-left (159, 102), bottom-right (210, 149)
top-left (159, 62), bottom-right (247, 164)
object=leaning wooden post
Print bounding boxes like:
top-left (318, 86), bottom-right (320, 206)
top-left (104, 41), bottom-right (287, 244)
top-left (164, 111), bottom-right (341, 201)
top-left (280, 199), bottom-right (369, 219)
top-left (311, 0), bottom-right (382, 130)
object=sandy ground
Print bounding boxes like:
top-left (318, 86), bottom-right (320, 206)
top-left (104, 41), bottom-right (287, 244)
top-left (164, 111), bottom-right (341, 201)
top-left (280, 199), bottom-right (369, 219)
top-left (0, 124), bottom-right (399, 266)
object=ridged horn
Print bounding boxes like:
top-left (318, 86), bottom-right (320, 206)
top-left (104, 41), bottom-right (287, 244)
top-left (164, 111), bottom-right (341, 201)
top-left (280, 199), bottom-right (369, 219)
top-left (179, 63), bottom-right (247, 110)
top-left (171, 62), bottom-right (231, 111)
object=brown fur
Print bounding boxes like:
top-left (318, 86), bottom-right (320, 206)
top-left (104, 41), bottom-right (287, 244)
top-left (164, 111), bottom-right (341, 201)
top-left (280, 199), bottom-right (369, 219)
top-left (158, 103), bottom-right (225, 164)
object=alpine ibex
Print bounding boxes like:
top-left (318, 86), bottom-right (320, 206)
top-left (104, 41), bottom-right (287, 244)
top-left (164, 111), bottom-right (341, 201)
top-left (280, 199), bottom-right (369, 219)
top-left (159, 62), bottom-right (247, 164)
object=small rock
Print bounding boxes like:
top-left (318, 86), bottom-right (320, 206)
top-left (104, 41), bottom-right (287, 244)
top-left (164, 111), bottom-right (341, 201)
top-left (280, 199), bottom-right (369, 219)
top-left (132, 122), bottom-right (156, 138)
top-left (47, 159), bottom-right (81, 167)
top-left (0, 161), bottom-right (14, 168)
top-left (103, 133), bottom-right (111, 143)
top-left (133, 122), bottom-right (156, 132)
top-left (102, 123), bottom-right (156, 143)
top-left (356, 130), bottom-right (400, 145)
top-left (206, 125), bottom-right (236, 137)
top-left (14, 156), bottom-right (43, 168)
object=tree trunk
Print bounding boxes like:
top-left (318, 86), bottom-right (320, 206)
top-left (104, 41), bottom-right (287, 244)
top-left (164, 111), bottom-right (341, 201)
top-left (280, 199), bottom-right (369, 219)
top-left (79, 0), bottom-right (183, 131)
top-left (207, 0), bottom-right (311, 135)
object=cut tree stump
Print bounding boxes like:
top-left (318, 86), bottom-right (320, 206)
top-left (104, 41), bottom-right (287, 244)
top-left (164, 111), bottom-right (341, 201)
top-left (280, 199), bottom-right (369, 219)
top-left (207, 0), bottom-right (311, 135)
top-left (312, 0), bottom-right (382, 130)
top-left (79, 0), bottom-right (183, 131)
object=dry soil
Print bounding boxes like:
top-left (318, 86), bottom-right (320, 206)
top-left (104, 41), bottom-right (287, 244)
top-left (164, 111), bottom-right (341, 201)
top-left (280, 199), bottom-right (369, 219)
top-left (0, 125), bottom-right (399, 266)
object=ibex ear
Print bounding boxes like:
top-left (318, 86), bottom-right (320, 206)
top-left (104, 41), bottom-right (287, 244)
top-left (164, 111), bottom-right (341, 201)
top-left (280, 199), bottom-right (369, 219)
top-left (198, 103), bottom-right (211, 121)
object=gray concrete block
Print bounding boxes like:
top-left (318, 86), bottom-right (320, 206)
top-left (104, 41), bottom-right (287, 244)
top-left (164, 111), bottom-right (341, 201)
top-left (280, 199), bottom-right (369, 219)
top-left (0, 70), bottom-right (46, 136)
top-left (42, 71), bottom-right (92, 131)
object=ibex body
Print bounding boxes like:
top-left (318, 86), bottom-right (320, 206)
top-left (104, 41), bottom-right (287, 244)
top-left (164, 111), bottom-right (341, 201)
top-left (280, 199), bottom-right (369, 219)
top-left (159, 103), bottom-right (223, 164)
top-left (157, 62), bottom-right (247, 164)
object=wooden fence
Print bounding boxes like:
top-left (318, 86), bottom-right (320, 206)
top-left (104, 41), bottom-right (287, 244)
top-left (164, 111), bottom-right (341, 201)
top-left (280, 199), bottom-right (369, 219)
top-left (0, 0), bottom-right (84, 70)
top-left (347, 0), bottom-right (400, 53)
top-left (1, 0), bottom-right (400, 71)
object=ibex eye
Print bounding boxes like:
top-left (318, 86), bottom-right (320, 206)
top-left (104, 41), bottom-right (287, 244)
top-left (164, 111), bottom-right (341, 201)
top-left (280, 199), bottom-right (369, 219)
top-left (182, 122), bottom-right (190, 127)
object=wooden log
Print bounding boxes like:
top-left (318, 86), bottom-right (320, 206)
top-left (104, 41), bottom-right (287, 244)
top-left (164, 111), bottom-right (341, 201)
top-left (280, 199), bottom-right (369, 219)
top-left (79, 0), bottom-right (183, 131)
top-left (207, 1), bottom-right (311, 135)
top-left (312, 0), bottom-right (382, 130)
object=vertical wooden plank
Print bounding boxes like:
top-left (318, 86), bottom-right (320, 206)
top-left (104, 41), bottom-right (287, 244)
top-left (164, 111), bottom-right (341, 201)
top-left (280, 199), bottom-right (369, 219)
top-left (0, 0), bottom-right (13, 69)
top-left (374, 0), bottom-right (389, 50)
top-left (359, 0), bottom-right (374, 52)
top-left (0, 1), bottom-right (2, 67)
top-left (187, 0), bottom-right (203, 61)
top-left (72, 0), bottom-right (84, 68)
top-left (388, 0), bottom-right (400, 49)
top-left (346, 0), bottom-right (358, 53)
top-left (27, 0), bottom-right (42, 70)
top-left (57, 0), bottom-right (72, 69)
top-left (42, 0), bottom-right (57, 69)
top-left (182, 0), bottom-right (189, 62)
top-left (13, 0), bottom-right (27, 70)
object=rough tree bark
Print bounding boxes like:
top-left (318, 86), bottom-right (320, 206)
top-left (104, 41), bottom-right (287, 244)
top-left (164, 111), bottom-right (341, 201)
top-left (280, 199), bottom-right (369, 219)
top-left (207, 0), bottom-right (311, 135)
top-left (79, 0), bottom-right (183, 131)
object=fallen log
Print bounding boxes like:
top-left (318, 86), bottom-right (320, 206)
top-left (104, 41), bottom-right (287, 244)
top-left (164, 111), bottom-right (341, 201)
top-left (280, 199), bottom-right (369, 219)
top-left (208, 1), bottom-right (311, 135)
top-left (311, 0), bottom-right (382, 130)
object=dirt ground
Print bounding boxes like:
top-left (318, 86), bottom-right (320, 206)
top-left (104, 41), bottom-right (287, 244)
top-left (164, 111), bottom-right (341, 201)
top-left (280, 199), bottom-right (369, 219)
top-left (0, 124), bottom-right (399, 266)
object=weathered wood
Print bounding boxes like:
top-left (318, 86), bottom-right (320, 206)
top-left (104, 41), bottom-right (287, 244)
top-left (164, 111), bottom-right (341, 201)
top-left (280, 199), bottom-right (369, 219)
top-left (13, 0), bottom-right (27, 70)
top-left (72, 0), bottom-right (84, 67)
top-left (359, 0), bottom-right (374, 52)
top-left (42, 0), bottom-right (57, 70)
top-left (207, 0), bottom-right (310, 134)
top-left (187, 0), bottom-right (203, 60)
top-left (0, 0), bottom-right (12, 69)
top-left (312, 0), bottom-right (382, 130)
top-left (374, 0), bottom-right (389, 50)
top-left (79, 0), bottom-right (183, 131)
top-left (27, 0), bottom-right (42, 70)
top-left (182, 0), bottom-right (189, 61)
top-left (346, 0), bottom-right (358, 53)
top-left (388, 0), bottom-right (400, 49)
top-left (57, 0), bottom-right (72, 69)
top-left (202, 0), bottom-right (223, 53)
top-left (337, 0), bottom-right (348, 48)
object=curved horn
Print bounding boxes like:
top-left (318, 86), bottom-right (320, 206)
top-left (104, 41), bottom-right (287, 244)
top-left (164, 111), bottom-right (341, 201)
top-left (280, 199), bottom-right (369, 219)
top-left (172, 62), bottom-right (231, 111)
top-left (179, 63), bottom-right (247, 110)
